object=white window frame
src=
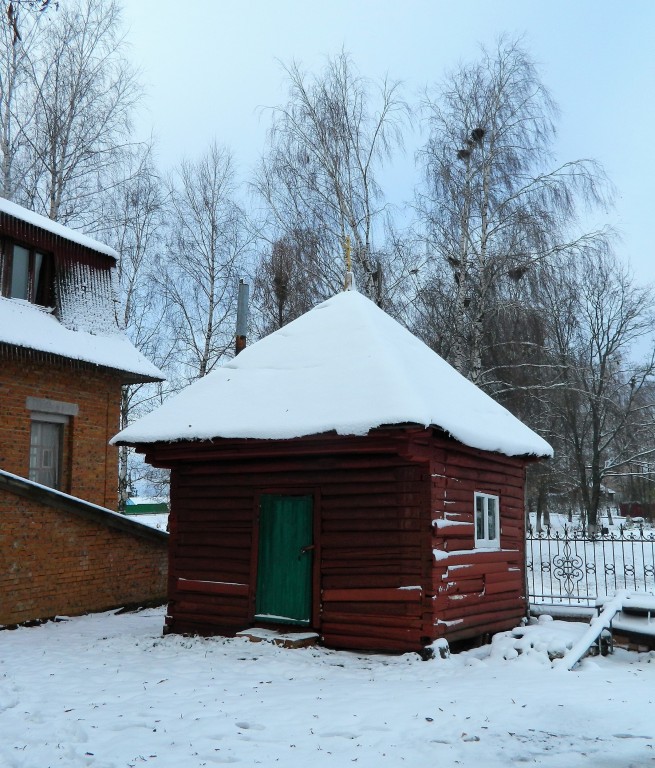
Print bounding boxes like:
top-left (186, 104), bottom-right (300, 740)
top-left (474, 492), bottom-right (500, 549)
top-left (29, 419), bottom-right (64, 489)
top-left (25, 397), bottom-right (78, 491)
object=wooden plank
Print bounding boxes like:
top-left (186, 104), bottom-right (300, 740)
top-left (321, 632), bottom-right (421, 653)
top-left (167, 611), bottom-right (246, 630)
top-left (320, 531), bottom-right (421, 549)
top-left (439, 595), bottom-right (524, 620)
top-left (322, 518), bottom-right (422, 533)
top-left (322, 493), bottom-right (423, 510)
top-left (436, 577), bottom-right (485, 594)
top-left (484, 580), bottom-right (522, 596)
top-left (432, 523), bottom-right (474, 538)
top-left (177, 578), bottom-right (249, 597)
top-left (322, 560), bottom-right (419, 572)
top-left (321, 611), bottom-right (423, 629)
top-left (174, 505), bottom-right (254, 518)
top-left (440, 561), bottom-right (517, 579)
top-left (176, 534), bottom-right (252, 559)
top-left (322, 622), bottom-right (422, 643)
top-left (443, 446), bottom-right (527, 472)
top-left (322, 587), bottom-right (422, 603)
top-left (173, 558), bottom-right (251, 577)
top-left (322, 601), bottom-right (421, 617)
top-left (172, 604), bottom-right (248, 626)
top-left (440, 549), bottom-right (521, 567)
top-left (322, 574), bottom-right (417, 590)
top-left (444, 613), bottom-right (525, 643)
top-left (440, 486), bottom-right (523, 505)
top-left (321, 546), bottom-right (420, 561)
top-left (321, 505), bottom-right (422, 520)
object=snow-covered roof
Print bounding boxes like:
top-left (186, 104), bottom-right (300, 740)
top-left (0, 197), bottom-right (118, 260)
top-left (0, 297), bottom-right (163, 381)
top-left (113, 290), bottom-right (552, 458)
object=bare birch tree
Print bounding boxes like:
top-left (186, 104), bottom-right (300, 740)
top-left (416, 35), bottom-right (609, 384)
top-left (21, 0), bottom-right (139, 226)
top-left (0, 2), bottom-right (45, 198)
top-left (98, 144), bottom-right (171, 507)
top-left (541, 250), bottom-right (655, 531)
top-left (0, 0), bottom-right (140, 227)
top-left (161, 142), bottom-right (250, 383)
top-left (254, 52), bottom-right (408, 305)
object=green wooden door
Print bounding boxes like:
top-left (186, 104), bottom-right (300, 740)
top-left (255, 494), bottom-right (314, 625)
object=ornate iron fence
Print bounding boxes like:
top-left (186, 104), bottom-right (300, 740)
top-left (526, 525), bottom-right (655, 605)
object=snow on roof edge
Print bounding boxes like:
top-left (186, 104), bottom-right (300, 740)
top-left (0, 468), bottom-right (168, 539)
top-left (0, 297), bottom-right (164, 382)
top-left (0, 197), bottom-right (118, 260)
top-left (115, 420), bottom-right (551, 460)
top-left (112, 290), bottom-right (553, 459)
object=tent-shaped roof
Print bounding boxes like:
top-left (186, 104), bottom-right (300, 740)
top-left (112, 289), bottom-right (552, 458)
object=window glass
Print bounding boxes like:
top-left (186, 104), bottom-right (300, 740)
top-left (474, 492), bottom-right (500, 548)
top-left (33, 251), bottom-right (53, 306)
top-left (487, 496), bottom-right (497, 540)
top-left (475, 494), bottom-right (485, 540)
top-left (29, 421), bottom-right (62, 489)
top-left (10, 244), bottom-right (29, 299)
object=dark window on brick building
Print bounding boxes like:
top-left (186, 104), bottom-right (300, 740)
top-left (1, 240), bottom-right (55, 306)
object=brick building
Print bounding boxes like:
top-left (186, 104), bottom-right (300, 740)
top-left (0, 198), bottom-right (167, 626)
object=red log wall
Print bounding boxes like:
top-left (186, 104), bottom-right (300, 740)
top-left (143, 429), bottom-right (530, 653)
top-left (430, 442), bottom-right (528, 643)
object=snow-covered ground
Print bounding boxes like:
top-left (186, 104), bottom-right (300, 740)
top-left (1, 608), bottom-right (653, 767)
top-left (528, 511), bottom-right (649, 532)
top-left (125, 513), bottom-right (168, 531)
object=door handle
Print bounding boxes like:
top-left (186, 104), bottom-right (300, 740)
top-left (300, 544), bottom-right (315, 554)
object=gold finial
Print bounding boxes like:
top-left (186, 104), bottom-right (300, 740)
top-left (344, 235), bottom-right (353, 290)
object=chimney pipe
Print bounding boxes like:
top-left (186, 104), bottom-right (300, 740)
top-left (235, 279), bottom-right (249, 356)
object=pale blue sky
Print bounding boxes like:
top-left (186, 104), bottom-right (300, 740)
top-left (122, 0), bottom-right (654, 284)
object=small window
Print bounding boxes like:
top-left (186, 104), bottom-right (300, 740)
top-left (26, 398), bottom-right (77, 493)
top-left (474, 492), bottom-right (500, 548)
top-left (2, 240), bottom-right (54, 306)
top-left (29, 421), bottom-right (63, 489)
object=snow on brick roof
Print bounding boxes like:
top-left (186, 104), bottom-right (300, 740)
top-left (113, 290), bottom-right (552, 458)
top-left (0, 297), bottom-right (163, 381)
top-left (0, 197), bottom-right (118, 260)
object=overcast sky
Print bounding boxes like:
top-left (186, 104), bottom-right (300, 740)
top-left (121, 0), bottom-right (654, 284)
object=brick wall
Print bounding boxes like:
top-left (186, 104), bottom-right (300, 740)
top-left (0, 354), bottom-right (121, 509)
top-left (0, 487), bottom-right (168, 626)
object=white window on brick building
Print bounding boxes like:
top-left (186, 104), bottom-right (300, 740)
top-left (26, 397), bottom-right (79, 491)
top-left (474, 492), bottom-right (500, 548)
top-left (29, 421), bottom-right (63, 489)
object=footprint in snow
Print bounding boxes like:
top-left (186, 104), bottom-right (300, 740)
top-left (234, 721), bottom-right (265, 731)
top-left (0, 689), bottom-right (19, 711)
top-left (199, 752), bottom-right (239, 764)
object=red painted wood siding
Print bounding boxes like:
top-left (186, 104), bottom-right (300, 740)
top-left (142, 428), bottom-right (532, 652)
top-left (146, 431), bottom-right (433, 651)
top-left (430, 442), bottom-right (528, 643)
